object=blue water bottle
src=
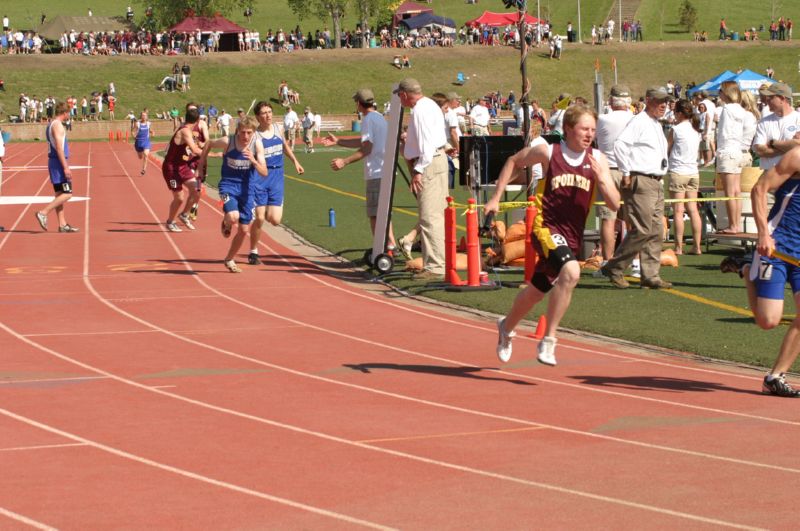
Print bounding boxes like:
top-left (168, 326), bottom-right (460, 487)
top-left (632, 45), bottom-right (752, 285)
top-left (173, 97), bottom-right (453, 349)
top-left (328, 208), bottom-right (336, 228)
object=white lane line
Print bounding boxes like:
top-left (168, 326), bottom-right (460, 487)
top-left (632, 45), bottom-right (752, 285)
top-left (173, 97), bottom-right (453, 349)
top-left (0, 324), bottom-right (766, 531)
top-left (0, 506), bottom-right (58, 530)
top-left (0, 407), bottom-right (393, 531)
top-left (0, 376), bottom-right (107, 385)
top-left (0, 442), bottom-right (88, 452)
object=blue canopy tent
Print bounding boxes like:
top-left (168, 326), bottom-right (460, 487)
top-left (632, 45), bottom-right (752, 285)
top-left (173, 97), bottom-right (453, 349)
top-left (399, 13), bottom-right (457, 34)
top-left (687, 70), bottom-right (735, 96)
top-left (727, 69), bottom-right (774, 94)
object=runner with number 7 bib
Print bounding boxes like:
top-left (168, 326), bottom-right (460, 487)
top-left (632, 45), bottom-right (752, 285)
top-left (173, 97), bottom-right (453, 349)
top-left (161, 108), bottom-right (204, 233)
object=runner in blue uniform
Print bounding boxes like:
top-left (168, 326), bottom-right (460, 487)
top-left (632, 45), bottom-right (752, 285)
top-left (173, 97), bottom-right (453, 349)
top-left (722, 145), bottom-right (800, 396)
top-left (247, 101), bottom-right (304, 265)
top-left (133, 111), bottom-right (152, 176)
top-left (35, 101), bottom-right (79, 233)
top-left (198, 116), bottom-right (267, 272)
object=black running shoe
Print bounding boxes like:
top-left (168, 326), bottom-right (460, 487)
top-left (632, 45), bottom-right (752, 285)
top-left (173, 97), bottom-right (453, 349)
top-left (247, 252), bottom-right (262, 265)
top-left (720, 255), bottom-right (749, 277)
top-left (762, 374), bottom-right (800, 397)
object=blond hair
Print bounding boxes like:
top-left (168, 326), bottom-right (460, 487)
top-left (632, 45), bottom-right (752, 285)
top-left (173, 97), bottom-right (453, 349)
top-left (719, 81), bottom-right (741, 104)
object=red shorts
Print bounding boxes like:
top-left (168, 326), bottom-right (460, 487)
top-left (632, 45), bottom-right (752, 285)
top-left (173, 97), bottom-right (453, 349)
top-left (162, 164), bottom-right (196, 191)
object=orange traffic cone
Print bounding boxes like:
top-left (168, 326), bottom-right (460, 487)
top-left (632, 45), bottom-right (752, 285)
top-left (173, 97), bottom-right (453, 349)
top-left (533, 315), bottom-right (547, 340)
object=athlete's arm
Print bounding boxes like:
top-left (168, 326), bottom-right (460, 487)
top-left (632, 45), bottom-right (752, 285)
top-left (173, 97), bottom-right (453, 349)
top-left (752, 146), bottom-right (800, 258)
top-left (281, 130), bottom-right (304, 174)
top-left (484, 143), bottom-right (548, 216)
top-left (180, 127), bottom-right (204, 156)
top-left (249, 139), bottom-right (268, 177)
top-left (590, 151), bottom-right (619, 212)
top-left (52, 120), bottom-right (71, 179)
top-left (196, 137), bottom-right (228, 177)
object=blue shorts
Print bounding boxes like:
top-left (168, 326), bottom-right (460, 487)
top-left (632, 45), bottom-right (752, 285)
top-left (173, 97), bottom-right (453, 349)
top-left (134, 139), bottom-right (151, 152)
top-left (755, 255), bottom-right (800, 300)
top-left (219, 180), bottom-right (254, 225)
top-left (251, 167), bottom-right (284, 207)
top-left (48, 157), bottom-right (69, 187)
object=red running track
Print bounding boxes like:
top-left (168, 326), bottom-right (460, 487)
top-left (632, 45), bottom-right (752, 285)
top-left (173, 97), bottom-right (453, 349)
top-left (0, 141), bottom-right (797, 529)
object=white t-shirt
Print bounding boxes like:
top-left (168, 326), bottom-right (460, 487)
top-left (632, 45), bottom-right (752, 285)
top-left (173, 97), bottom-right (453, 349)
top-left (218, 112), bottom-right (232, 127)
top-left (360, 110), bottom-right (387, 181)
top-left (469, 104), bottom-right (490, 127)
top-left (283, 110), bottom-right (298, 129)
top-left (668, 121), bottom-right (701, 175)
top-left (314, 113), bottom-right (322, 132)
top-left (614, 111), bottom-right (669, 176)
top-left (444, 108), bottom-right (461, 144)
top-left (716, 103), bottom-right (746, 155)
top-left (596, 109), bottom-right (633, 167)
top-left (753, 110), bottom-right (800, 169)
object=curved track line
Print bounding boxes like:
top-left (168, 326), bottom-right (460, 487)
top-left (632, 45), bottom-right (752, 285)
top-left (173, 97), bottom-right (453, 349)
top-left (0, 322), bottom-right (766, 531)
top-left (0, 506), bottom-right (57, 531)
top-left (0, 408), bottom-right (393, 531)
top-left (138, 153), bottom-right (800, 428)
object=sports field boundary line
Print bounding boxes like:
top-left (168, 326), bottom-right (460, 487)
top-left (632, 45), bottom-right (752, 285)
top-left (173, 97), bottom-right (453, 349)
top-left (0, 506), bottom-right (57, 531)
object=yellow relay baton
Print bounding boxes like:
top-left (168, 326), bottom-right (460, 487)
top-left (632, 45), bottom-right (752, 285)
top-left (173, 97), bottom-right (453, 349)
top-left (771, 250), bottom-right (800, 268)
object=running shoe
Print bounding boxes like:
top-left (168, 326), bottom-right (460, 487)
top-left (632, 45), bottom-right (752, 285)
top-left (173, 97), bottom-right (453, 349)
top-left (189, 203), bottom-right (199, 221)
top-left (224, 259), bottom-right (242, 273)
top-left (720, 255), bottom-right (749, 278)
top-left (247, 252), bottom-right (262, 265)
top-left (58, 224), bottom-right (79, 233)
top-left (166, 222), bottom-right (182, 233)
top-left (178, 213), bottom-right (196, 230)
top-left (35, 211), bottom-right (48, 231)
top-left (631, 262), bottom-right (642, 279)
top-left (140, 169), bottom-right (146, 176)
top-left (762, 373), bottom-right (800, 397)
top-left (537, 336), bottom-right (558, 366)
top-left (496, 317), bottom-right (515, 363)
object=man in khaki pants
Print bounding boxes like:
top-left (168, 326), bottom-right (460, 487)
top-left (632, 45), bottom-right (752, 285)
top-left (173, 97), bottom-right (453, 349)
top-left (395, 78), bottom-right (448, 280)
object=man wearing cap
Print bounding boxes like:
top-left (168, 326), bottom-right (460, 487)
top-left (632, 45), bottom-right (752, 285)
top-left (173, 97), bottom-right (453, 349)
top-left (601, 86), bottom-right (672, 289)
top-left (594, 84), bottom-right (634, 269)
top-left (322, 89), bottom-right (396, 249)
top-left (394, 78), bottom-right (448, 279)
top-left (753, 82), bottom-right (800, 171)
top-left (301, 106), bottom-right (315, 153)
top-left (445, 92), bottom-right (463, 188)
top-left (283, 105), bottom-right (299, 151)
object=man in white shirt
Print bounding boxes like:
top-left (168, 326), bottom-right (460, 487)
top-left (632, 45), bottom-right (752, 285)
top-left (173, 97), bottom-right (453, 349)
top-left (323, 88), bottom-right (395, 249)
top-left (753, 82), bottom-right (800, 170)
top-left (217, 109), bottom-right (232, 137)
top-left (395, 78), bottom-right (448, 279)
top-left (601, 86), bottom-right (672, 290)
top-left (282, 105), bottom-right (299, 150)
top-left (445, 92), bottom-right (463, 187)
top-left (301, 107), bottom-right (315, 153)
top-left (469, 97), bottom-right (491, 136)
top-left (595, 85), bottom-right (634, 265)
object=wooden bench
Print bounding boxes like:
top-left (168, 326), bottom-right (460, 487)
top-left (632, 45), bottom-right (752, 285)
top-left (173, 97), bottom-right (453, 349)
top-left (319, 120), bottom-right (345, 132)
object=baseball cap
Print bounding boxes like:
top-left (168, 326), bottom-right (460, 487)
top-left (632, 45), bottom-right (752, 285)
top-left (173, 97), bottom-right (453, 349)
top-left (237, 107), bottom-right (244, 113)
top-left (353, 88), bottom-right (375, 104)
top-left (304, 106), bottom-right (312, 112)
top-left (610, 84), bottom-right (630, 98)
top-left (392, 78), bottom-right (422, 94)
top-left (759, 82), bottom-right (793, 98)
top-left (645, 86), bottom-right (672, 101)
top-left (446, 91), bottom-right (461, 101)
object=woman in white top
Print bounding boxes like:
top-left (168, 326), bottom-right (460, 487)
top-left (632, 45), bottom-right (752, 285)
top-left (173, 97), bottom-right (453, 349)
top-left (715, 81), bottom-right (750, 234)
top-left (668, 99), bottom-right (703, 255)
top-left (697, 102), bottom-right (713, 166)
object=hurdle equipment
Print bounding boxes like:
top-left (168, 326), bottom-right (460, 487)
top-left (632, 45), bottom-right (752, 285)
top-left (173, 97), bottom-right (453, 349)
top-left (108, 131), bottom-right (113, 142)
top-left (533, 315), bottom-right (547, 339)
top-left (444, 198), bottom-right (499, 291)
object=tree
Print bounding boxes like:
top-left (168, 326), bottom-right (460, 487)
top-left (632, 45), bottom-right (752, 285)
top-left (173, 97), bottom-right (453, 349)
top-left (352, 0), bottom-right (393, 47)
top-left (287, 0), bottom-right (348, 49)
top-left (135, 0), bottom-right (249, 29)
top-left (678, 0), bottom-right (698, 33)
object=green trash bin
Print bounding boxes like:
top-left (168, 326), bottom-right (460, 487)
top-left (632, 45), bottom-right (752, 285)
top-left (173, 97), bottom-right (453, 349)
top-left (369, 37), bottom-right (377, 48)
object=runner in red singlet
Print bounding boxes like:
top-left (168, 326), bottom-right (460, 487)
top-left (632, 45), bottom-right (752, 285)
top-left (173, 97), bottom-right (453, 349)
top-left (161, 107), bottom-right (203, 232)
top-left (484, 105), bottom-right (620, 366)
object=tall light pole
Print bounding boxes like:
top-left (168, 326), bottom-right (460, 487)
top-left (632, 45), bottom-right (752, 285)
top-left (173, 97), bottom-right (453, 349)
top-left (577, 0), bottom-right (582, 43)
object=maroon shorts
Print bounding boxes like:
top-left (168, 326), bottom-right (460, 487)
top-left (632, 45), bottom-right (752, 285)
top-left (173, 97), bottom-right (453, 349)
top-left (161, 164), bottom-right (196, 191)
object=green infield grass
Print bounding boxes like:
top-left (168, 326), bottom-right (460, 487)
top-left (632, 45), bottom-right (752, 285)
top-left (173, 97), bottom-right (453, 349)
top-left (202, 143), bottom-right (796, 372)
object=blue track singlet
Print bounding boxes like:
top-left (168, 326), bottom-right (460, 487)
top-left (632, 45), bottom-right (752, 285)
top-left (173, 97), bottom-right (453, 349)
top-left (253, 124), bottom-right (285, 207)
top-left (134, 120), bottom-right (151, 152)
top-left (219, 134), bottom-right (259, 224)
top-left (46, 121), bottom-right (70, 185)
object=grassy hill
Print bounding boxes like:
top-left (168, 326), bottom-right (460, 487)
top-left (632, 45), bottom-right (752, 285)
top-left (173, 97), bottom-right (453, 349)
top-left (2, 40), bottom-right (799, 121)
top-left (5, 0), bottom-right (798, 42)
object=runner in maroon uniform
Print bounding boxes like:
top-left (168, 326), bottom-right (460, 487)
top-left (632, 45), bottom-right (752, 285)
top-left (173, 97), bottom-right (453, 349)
top-left (161, 107), bottom-right (203, 232)
top-left (185, 102), bottom-right (209, 221)
top-left (485, 105), bottom-right (620, 366)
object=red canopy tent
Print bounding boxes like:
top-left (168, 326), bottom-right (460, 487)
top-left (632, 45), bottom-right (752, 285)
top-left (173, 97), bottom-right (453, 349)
top-left (168, 15), bottom-right (247, 51)
top-left (466, 11), bottom-right (541, 27)
top-left (392, 1), bottom-right (434, 28)
top-left (168, 15), bottom-right (246, 34)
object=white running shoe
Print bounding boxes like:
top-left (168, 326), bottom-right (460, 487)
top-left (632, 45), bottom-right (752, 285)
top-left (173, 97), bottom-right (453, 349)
top-left (166, 222), bottom-right (182, 232)
top-left (496, 317), bottom-right (516, 363)
top-left (178, 213), bottom-right (196, 230)
top-left (537, 336), bottom-right (558, 366)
